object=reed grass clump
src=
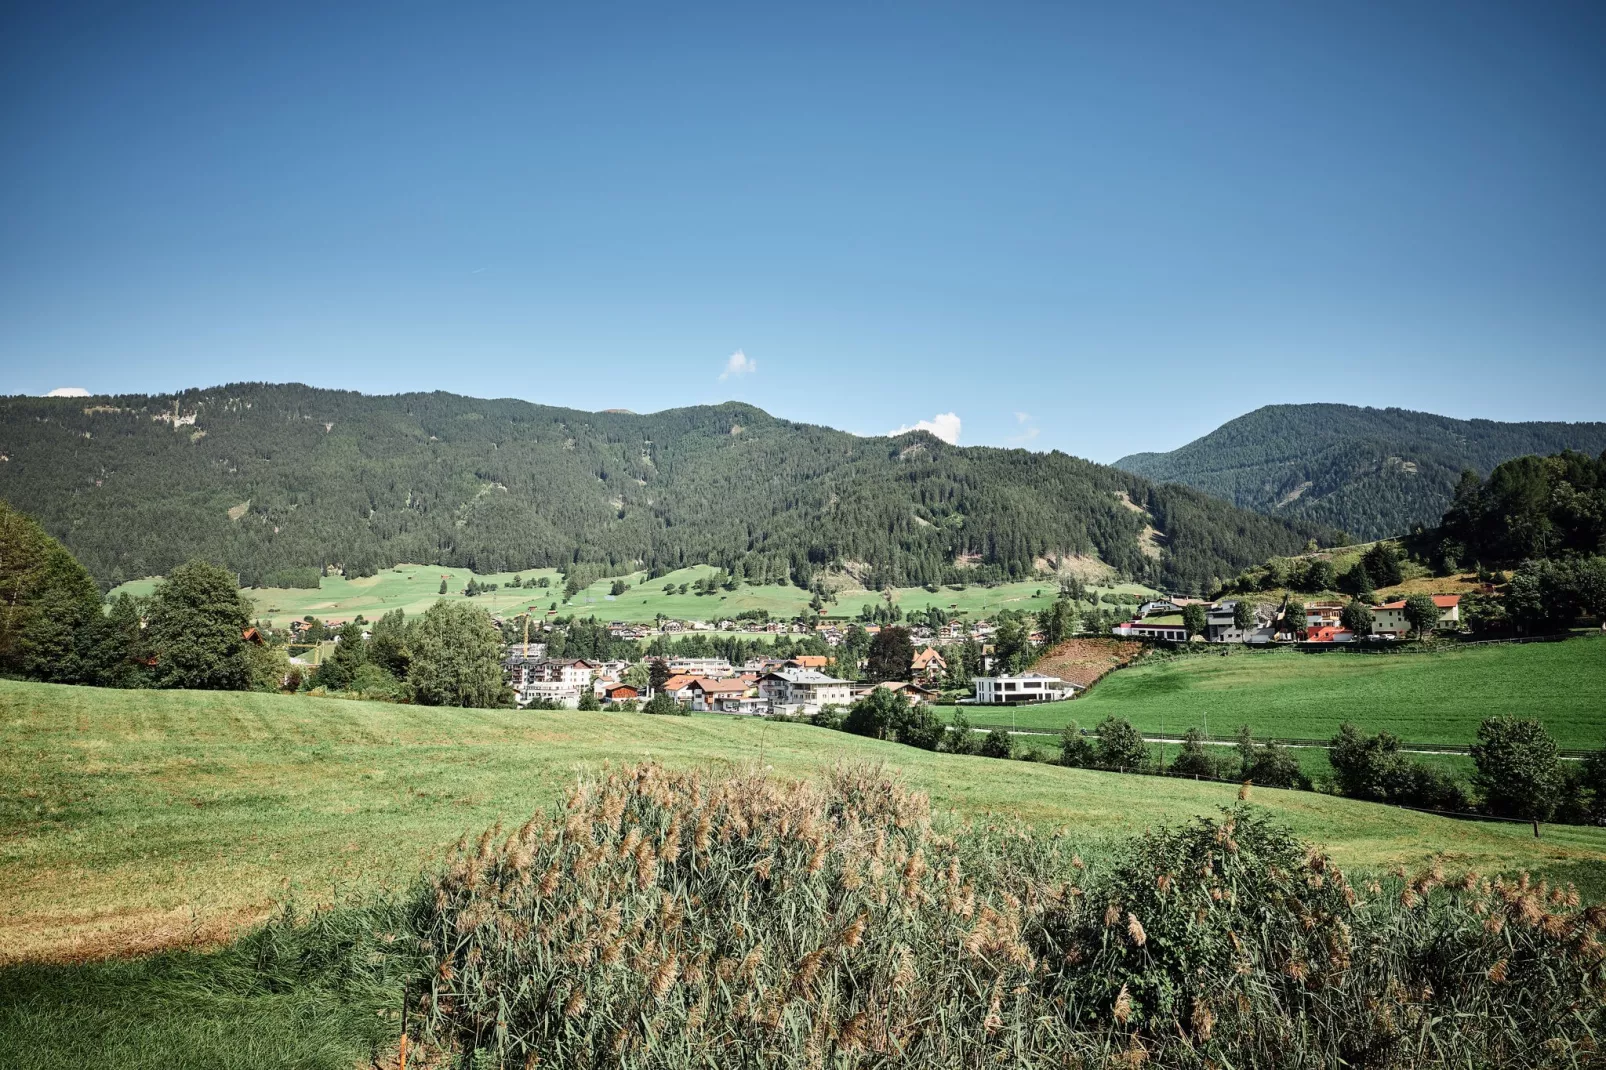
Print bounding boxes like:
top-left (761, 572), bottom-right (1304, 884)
top-left (411, 762), bottom-right (1606, 1067)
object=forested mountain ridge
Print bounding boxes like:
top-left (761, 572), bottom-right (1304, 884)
top-left (1115, 404), bottom-right (1606, 541)
top-left (0, 383), bottom-right (1326, 595)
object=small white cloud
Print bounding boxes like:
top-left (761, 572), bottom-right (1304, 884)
top-left (888, 412), bottom-right (961, 445)
top-left (46, 387), bottom-right (90, 397)
top-left (718, 349), bottom-right (756, 381)
top-left (1015, 411), bottom-right (1031, 424)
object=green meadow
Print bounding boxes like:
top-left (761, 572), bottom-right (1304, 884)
top-left (953, 635), bottom-right (1606, 749)
top-left (7, 678), bottom-right (1606, 968)
top-left (112, 563), bottom-right (1154, 630)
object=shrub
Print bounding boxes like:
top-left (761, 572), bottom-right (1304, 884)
top-left (979, 727), bottom-right (1012, 758)
top-left (1166, 726), bottom-right (1222, 779)
top-left (942, 709), bottom-right (978, 755)
top-left (642, 692), bottom-right (686, 716)
top-left (1328, 722), bottom-right (1470, 810)
top-left (412, 764), bottom-right (1606, 1068)
top-left (1059, 722), bottom-right (1096, 768)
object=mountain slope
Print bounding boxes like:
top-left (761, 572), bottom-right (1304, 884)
top-left (0, 383), bottom-right (1326, 595)
top-left (1115, 404), bottom-right (1606, 540)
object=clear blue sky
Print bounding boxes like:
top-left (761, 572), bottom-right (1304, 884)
top-left (3, 1), bottom-right (1603, 462)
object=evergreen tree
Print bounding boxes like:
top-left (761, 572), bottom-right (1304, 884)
top-left (312, 620), bottom-right (367, 690)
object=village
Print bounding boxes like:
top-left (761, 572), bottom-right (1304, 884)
top-left (472, 587), bottom-right (1466, 714)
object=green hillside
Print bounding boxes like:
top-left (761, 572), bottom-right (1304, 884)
top-left (113, 562), bottom-right (1155, 630)
top-left (8, 679), bottom-right (1606, 966)
top-left (956, 636), bottom-right (1606, 748)
top-left (1115, 403), bottom-right (1606, 540)
top-left (0, 383), bottom-right (1325, 597)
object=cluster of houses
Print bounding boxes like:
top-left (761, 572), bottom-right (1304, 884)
top-left (500, 647), bottom-right (1081, 715)
top-left (1111, 595), bottom-right (1463, 645)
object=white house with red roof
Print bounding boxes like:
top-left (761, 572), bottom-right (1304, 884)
top-left (1372, 595), bottom-right (1461, 637)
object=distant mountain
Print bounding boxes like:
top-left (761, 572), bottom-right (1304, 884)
top-left (1115, 404), bottom-right (1606, 541)
top-left (0, 383), bottom-right (1327, 596)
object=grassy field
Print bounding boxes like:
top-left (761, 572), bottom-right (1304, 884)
top-left (6, 680), bottom-right (1606, 969)
top-left (111, 563), bottom-right (1155, 630)
top-left (955, 635), bottom-right (1606, 748)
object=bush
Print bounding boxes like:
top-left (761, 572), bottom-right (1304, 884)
top-left (1058, 722), bottom-right (1096, 768)
top-left (979, 727), bottom-right (1012, 758)
top-left (349, 662), bottom-right (404, 701)
top-left (412, 764), bottom-right (1606, 1069)
top-left (1328, 723), bottom-right (1470, 810)
top-left (1166, 726), bottom-right (1223, 779)
top-left (642, 692), bottom-right (686, 716)
top-left (942, 709), bottom-right (977, 755)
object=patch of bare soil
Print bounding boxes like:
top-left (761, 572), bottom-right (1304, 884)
top-left (1031, 638), bottom-right (1146, 690)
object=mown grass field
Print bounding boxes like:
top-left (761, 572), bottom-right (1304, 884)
top-left (957, 636), bottom-right (1606, 749)
top-left (111, 563), bottom-right (1154, 631)
top-left (6, 680), bottom-right (1606, 969)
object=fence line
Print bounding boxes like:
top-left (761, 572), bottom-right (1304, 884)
top-left (957, 722), bottom-right (1593, 759)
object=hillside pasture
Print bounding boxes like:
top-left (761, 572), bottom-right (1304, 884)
top-left (111, 564), bottom-right (1154, 631)
top-left (958, 636), bottom-right (1606, 749)
top-left (6, 680), bottom-right (1606, 966)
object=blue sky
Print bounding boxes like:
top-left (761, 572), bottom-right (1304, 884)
top-left (2, 1), bottom-right (1603, 462)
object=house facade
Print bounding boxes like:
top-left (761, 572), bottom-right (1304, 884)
top-left (668, 657), bottom-right (735, 678)
top-left (909, 647), bottom-right (947, 683)
top-left (1112, 620), bottom-right (1189, 641)
top-left (757, 669), bottom-right (854, 713)
top-left (1371, 595), bottom-right (1461, 637)
top-left (972, 673), bottom-right (1080, 704)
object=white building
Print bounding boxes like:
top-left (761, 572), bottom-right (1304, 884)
top-left (668, 657), bottom-right (734, 678)
top-left (1112, 620), bottom-right (1189, 641)
top-left (757, 669), bottom-right (854, 714)
top-left (972, 673), bottom-right (1080, 705)
top-left (1372, 595), bottom-right (1461, 637)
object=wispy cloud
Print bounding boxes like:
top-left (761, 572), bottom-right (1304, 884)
top-left (718, 349), bottom-right (756, 381)
top-left (46, 386), bottom-right (90, 397)
top-left (888, 412), bottom-right (961, 445)
top-left (1008, 411), bottom-right (1040, 446)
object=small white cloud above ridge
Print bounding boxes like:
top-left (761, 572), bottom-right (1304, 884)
top-left (718, 350), bottom-right (756, 381)
top-left (888, 412), bottom-right (961, 445)
top-left (46, 387), bottom-right (91, 397)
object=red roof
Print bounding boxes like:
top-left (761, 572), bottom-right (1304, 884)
top-left (691, 677), bottom-right (748, 694)
top-left (661, 674), bottom-right (697, 692)
top-left (1306, 626), bottom-right (1354, 642)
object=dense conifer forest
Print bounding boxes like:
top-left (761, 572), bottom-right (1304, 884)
top-left (0, 383), bottom-right (1326, 594)
top-left (1116, 403), bottom-right (1606, 540)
